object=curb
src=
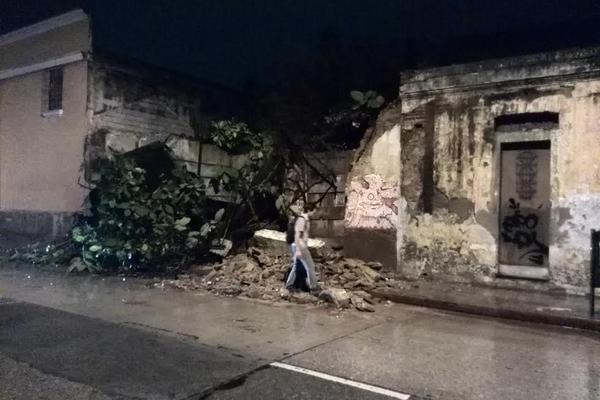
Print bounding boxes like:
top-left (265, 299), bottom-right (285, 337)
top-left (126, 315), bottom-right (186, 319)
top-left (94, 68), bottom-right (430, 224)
top-left (373, 289), bottom-right (600, 333)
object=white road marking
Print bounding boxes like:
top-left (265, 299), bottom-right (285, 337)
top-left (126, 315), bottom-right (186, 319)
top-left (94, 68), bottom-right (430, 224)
top-left (270, 362), bottom-right (411, 399)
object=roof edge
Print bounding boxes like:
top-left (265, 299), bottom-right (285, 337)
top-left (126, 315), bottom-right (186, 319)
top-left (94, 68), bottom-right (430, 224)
top-left (0, 52), bottom-right (85, 81)
top-left (400, 46), bottom-right (600, 95)
top-left (0, 9), bottom-right (88, 48)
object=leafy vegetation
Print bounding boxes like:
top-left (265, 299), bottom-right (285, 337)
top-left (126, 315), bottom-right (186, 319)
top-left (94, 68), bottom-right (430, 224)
top-left (10, 156), bottom-right (224, 274)
top-left (349, 90), bottom-right (385, 110)
top-left (209, 120), bottom-right (284, 228)
top-left (207, 119), bottom-right (339, 223)
top-left (209, 120), bottom-right (257, 154)
top-left (8, 241), bottom-right (74, 267)
top-left (72, 158), bottom-right (223, 273)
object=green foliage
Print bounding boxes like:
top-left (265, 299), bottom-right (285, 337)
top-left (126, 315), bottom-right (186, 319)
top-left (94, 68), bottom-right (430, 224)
top-left (319, 89), bottom-right (387, 145)
top-left (9, 242), bottom-right (75, 266)
top-left (350, 90), bottom-right (385, 110)
top-left (210, 120), bottom-right (259, 154)
top-left (9, 157), bottom-right (224, 274)
top-left (209, 119), bottom-right (340, 221)
top-left (69, 158), bottom-right (222, 272)
top-left (209, 120), bottom-right (283, 223)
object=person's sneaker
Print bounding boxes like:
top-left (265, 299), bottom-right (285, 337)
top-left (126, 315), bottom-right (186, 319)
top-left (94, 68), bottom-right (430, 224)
top-left (310, 284), bottom-right (322, 296)
top-left (279, 287), bottom-right (290, 299)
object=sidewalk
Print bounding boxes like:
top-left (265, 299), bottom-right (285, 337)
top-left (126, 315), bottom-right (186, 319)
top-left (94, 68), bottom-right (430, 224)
top-left (374, 280), bottom-right (600, 332)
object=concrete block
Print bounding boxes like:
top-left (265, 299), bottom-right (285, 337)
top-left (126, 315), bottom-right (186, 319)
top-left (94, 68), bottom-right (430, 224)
top-left (105, 132), bottom-right (138, 154)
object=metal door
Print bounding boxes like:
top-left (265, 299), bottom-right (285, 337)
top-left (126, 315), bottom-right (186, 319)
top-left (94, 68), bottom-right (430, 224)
top-left (499, 141), bottom-right (550, 268)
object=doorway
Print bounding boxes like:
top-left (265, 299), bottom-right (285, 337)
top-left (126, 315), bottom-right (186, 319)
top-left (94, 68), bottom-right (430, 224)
top-left (498, 141), bottom-right (551, 275)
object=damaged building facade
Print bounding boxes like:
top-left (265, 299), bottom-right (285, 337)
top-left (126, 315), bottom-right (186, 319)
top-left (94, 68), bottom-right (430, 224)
top-left (0, 10), bottom-right (232, 239)
top-left (346, 47), bottom-right (600, 294)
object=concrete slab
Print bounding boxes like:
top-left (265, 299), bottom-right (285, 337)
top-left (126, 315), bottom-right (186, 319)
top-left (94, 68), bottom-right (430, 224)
top-left (0, 302), bottom-right (261, 399)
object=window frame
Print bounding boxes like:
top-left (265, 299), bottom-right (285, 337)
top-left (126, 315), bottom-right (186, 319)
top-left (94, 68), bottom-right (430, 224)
top-left (41, 66), bottom-right (64, 117)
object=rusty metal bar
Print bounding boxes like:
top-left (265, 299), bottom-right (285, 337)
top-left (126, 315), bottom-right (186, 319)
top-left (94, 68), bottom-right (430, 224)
top-left (591, 230), bottom-right (599, 317)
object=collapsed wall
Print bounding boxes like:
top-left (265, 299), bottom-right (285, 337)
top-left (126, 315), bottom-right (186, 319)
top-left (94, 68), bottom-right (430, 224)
top-left (85, 55), bottom-right (240, 201)
top-left (346, 47), bottom-right (600, 294)
top-left (343, 101), bottom-right (402, 269)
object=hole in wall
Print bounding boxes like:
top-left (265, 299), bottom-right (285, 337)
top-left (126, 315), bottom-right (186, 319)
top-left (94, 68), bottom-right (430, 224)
top-left (495, 112), bottom-right (559, 132)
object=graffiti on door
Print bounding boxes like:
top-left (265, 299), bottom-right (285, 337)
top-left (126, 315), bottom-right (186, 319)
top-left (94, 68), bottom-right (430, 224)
top-left (500, 198), bottom-right (549, 266)
top-left (515, 150), bottom-right (538, 200)
top-left (499, 142), bottom-right (550, 268)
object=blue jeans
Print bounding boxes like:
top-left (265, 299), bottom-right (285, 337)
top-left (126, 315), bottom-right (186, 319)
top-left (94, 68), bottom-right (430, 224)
top-left (285, 243), bottom-right (313, 291)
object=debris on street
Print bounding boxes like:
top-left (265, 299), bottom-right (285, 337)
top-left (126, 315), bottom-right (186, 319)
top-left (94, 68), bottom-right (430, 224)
top-left (158, 230), bottom-right (394, 311)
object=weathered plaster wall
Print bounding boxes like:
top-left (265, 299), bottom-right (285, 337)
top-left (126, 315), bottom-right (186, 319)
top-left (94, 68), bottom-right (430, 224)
top-left (548, 80), bottom-right (600, 291)
top-left (343, 102), bottom-right (401, 268)
top-left (396, 94), bottom-right (500, 282)
top-left (394, 49), bottom-right (600, 293)
top-left (341, 48), bottom-right (600, 293)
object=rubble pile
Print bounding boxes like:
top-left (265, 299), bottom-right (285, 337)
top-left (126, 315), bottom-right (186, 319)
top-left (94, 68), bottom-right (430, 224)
top-left (162, 239), bottom-right (394, 312)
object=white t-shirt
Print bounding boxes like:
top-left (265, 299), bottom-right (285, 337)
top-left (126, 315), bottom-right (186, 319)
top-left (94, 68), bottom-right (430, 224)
top-left (294, 214), bottom-right (310, 243)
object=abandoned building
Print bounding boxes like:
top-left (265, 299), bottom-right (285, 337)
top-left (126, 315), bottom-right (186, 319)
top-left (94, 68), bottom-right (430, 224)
top-left (346, 46), bottom-right (600, 294)
top-left (2, 9), bottom-right (599, 297)
top-left (0, 10), bottom-right (233, 240)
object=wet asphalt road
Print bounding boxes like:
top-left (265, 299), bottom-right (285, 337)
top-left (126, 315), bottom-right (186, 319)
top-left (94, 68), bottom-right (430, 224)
top-left (204, 366), bottom-right (409, 400)
top-left (1, 266), bottom-right (599, 400)
top-left (0, 300), bottom-right (413, 400)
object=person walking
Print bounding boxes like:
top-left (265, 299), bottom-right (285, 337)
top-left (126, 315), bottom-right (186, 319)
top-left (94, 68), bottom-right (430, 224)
top-left (285, 204), bottom-right (318, 291)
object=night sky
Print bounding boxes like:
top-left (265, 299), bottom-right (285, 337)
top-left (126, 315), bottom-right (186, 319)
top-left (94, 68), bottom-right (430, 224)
top-left (2, 0), bottom-right (600, 86)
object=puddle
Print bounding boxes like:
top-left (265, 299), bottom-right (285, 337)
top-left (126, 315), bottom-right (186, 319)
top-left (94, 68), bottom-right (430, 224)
top-left (535, 307), bottom-right (573, 312)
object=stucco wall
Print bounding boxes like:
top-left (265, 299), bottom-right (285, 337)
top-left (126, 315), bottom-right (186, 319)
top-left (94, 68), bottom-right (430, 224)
top-left (0, 61), bottom-right (89, 213)
top-left (394, 50), bottom-right (600, 294)
top-left (343, 102), bottom-right (402, 268)
top-left (346, 48), bottom-right (600, 293)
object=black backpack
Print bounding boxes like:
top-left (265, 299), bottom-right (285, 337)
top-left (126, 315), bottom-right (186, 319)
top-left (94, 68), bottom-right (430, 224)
top-left (285, 216), bottom-right (304, 244)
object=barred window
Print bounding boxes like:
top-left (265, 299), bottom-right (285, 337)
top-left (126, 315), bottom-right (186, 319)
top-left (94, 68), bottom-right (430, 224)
top-left (42, 67), bottom-right (64, 113)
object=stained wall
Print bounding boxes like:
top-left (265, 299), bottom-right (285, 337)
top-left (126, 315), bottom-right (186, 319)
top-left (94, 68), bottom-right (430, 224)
top-left (343, 102), bottom-right (402, 268)
top-left (348, 47), bottom-right (600, 293)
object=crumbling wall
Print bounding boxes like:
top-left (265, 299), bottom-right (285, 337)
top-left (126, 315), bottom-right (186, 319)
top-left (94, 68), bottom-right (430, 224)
top-left (548, 80), bottom-right (600, 291)
top-left (88, 58), bottom-right (199, 158)
top-left (343, 101), bottom-right (402, 269)
top-left (397, 58), bottom-right (600, 293)
top-left (398, 93), bottom-right (498, 282)
top-left (85, 56), bottom-right (238, 201)
top-left (343, 48), bottom-right (600, 294)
